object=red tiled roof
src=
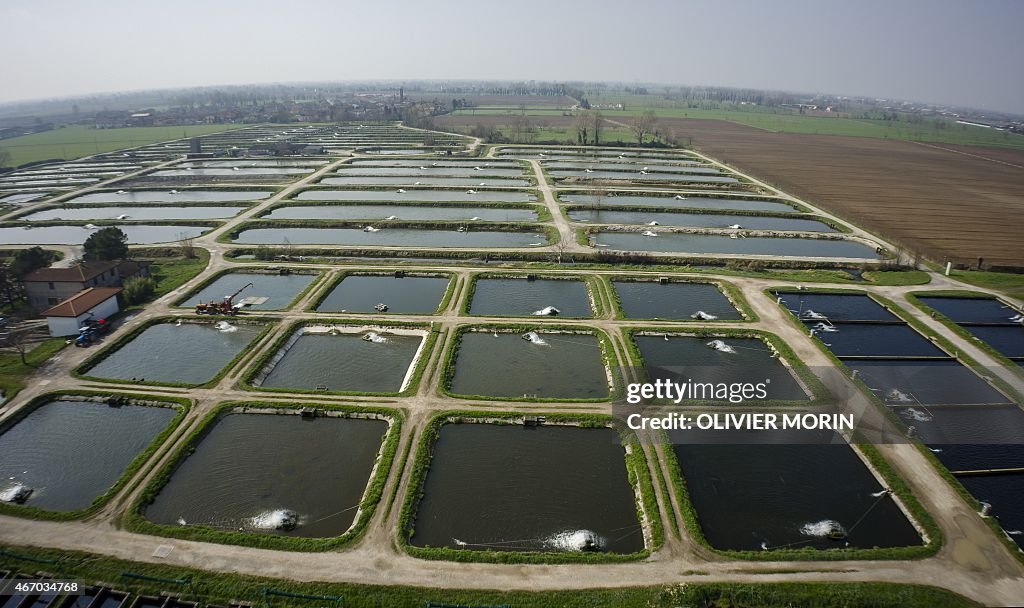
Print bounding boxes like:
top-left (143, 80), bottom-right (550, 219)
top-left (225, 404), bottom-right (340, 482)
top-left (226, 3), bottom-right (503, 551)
top-left (42, 287), bottom-right (121, 318)
top-left (23, 261), bottom-right (120, 283)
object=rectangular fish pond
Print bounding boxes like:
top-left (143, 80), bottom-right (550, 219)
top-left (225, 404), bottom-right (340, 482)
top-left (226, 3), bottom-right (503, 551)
top-left (915, 295), bottom-right (1024, 364)
top-left (315, 273), bottom-right (452, 314)
top-left (445, 329), bottom-right (611, 400)
top-left (613, 280), bottom-right (742, 321)
top-left (406, 421), bottom-right (647, 556)
top-left (778, 292), bottom-right (1011, 405)
top-left (294, 189), bottom-right (537, 203)
top-left (468, 277), bottom-right (593, 317)
top-left (139, 408), bottom-right (391, 541)
top-left (0, 224), bottom-right (211, 245)
top-left (65, 190), bottom-right (272, 204)
top-left (251, 325), bottom-right (428, 394)
top-left (0, 396), bottom-right (180, 513)
top-left (560, 193), bottom-right (798, 214)
top-left (263, 204), bottom-right (539, 222)
top-left (568, 209), bottom-right (836, 232)
top-left (891, 405), bottom-right (1024, 472)
top-left (319, 176), bottom-right (531, 187)
top-left (231, 226), bottom-right (549, 248)
top-left (81, 320), bottom-right (265, 386)
top-left (632, 334), bottom-right (808, 402)
top-left (958, 473), bottom-right (1024, 550)
top-left (590, 231), bottom-right (880, 259)
top-left (667, 427), bottom-right (923, 553)
top-left (20, 205), bottom-right (247, 221)
top-left (179, 271), bottom-right (318, 311)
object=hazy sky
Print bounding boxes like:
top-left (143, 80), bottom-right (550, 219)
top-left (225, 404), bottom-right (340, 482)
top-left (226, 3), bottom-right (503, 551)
top-left (2, 0), bottom-right (1022, 114)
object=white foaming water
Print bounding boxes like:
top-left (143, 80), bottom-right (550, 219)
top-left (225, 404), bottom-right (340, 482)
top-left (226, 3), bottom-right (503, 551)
top-left (0, 484), bottom-right (32, 503)
top-left (522, 331), bottom-right (548, 346)
top-left (691, 310), bottom-right (718, 320)
top-left (801, 309), bottom-right (828, 320)
top-left (641, 230), bottom-right (658, 237)
top-left (706, 339), bottom-right (736, 354)
top-left (800, 520), bottom-right (846, 538)
top-left (1008, 530), bottom-right (1022, 536)
top-left (870, 490), bottom-right (890, 498)
top-left (888, 390), bottom-right (916, 405)
top-left (813, 322), bottom-right (839, 332)
top-left (176, 517), bottom-right (187, 526)
top-left (532, 306), bottom-right (561, 316)
top-left (362, 331), bottom-right (388, 344)
top-left (250, 509), bottom-right (298, 531)
top-left (452, 538), bottom-right (468, 546)
top-left (899, 407), bottom-right (931, 422)
top-left (543, 529), bottom-right (603, 552)
top-left (214, 321), bottom-right (237, 333)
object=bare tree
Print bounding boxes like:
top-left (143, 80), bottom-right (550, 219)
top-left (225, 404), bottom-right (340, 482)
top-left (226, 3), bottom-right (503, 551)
top-left (176, 233), bottom-right (196, 259)
top-left (592, 111), bottom-right (604, 146)
top-left (630, 110), bottom-right (658, 145)
top-left (574, 110), bottom-right (592, 145)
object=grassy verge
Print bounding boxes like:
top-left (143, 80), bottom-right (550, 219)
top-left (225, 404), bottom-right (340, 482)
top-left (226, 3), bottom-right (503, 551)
top-left (0, 124), bottom-right (246, 167)
top-left (0, 391), bottom-right (189, 521)
top-left (397, 411), bottom-right (659, 564)
top-left (0, 338), bottom-right (66, 402)
top-left (0, 543), bottom-right (978, 607)
top-left (125, 401), bottom-right (401, 551)
top-left (143, 249), bottom-right (211, 304)
top-left (948, 269), bottom-right (1024, 299)
top-left (861, 269), bottom-right (931, 285)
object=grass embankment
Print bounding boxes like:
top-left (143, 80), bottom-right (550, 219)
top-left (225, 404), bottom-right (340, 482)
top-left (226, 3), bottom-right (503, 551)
top-left (948, 269), bottom-right (1024, 299)
top-left (0, 338), bottom-right (66, 402)
top-left (141, 249), bottom-right (211, 303)
top-left (0, 125), bottom-right (246, 167)
top-left (0, 544), bottom-right (979, 608)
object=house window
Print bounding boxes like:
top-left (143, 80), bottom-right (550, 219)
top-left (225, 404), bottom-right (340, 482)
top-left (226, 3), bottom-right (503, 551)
top-left (47, 297), bottom-right (58, 306)
top-left (48, 282), bottom-right (55, 290)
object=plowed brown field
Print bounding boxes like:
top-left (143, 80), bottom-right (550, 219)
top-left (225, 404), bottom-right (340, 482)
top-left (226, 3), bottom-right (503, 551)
top-left (437, 113), bottom-right (1024, 267)
top-left (655, 118), bottom-right (1024, 268)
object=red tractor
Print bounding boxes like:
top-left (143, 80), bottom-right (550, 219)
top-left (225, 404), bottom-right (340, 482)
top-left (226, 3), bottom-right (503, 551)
top-left (195, 282), bottom-right (253, 315)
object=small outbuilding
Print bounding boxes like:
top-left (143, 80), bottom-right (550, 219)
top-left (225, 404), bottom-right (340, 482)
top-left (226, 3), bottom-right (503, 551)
top-left (42, 287), bottom-right (122, 337)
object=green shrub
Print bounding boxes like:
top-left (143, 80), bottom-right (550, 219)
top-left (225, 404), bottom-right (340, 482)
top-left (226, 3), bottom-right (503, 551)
top-left (121, 276), bottom-right (156, 305)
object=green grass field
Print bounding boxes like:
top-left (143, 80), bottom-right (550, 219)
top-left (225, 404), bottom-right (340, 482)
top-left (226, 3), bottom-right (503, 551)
top-left (949, 269), bottom-right (1024, 299)
top-left (0, 124), bottom-right (246, 167)
top-left (453, 101), bottom-right (1024, 150)
top-left (0, 338), bottom-right (66, 402)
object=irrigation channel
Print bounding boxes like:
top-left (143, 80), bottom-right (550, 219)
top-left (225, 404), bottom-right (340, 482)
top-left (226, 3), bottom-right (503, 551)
top-left (0, 136), bottom-right (1022, 607)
